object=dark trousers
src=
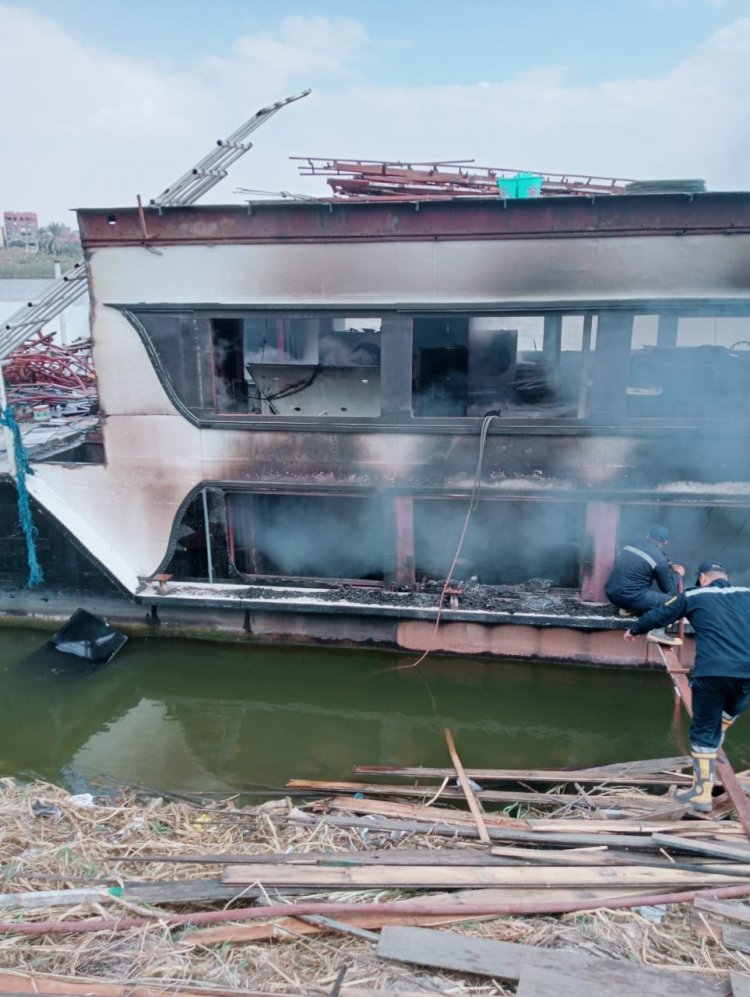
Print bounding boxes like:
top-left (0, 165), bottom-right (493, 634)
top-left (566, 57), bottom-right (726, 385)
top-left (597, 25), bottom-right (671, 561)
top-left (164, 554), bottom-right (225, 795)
top-left (609, 589), bottom-right (673, 615)
top-left (690, 675), bottom-right (750, 750)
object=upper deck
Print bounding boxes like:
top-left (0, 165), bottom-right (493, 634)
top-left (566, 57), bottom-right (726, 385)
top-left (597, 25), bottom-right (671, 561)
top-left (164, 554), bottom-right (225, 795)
top-left (78, 192), bottom-right (750, 245)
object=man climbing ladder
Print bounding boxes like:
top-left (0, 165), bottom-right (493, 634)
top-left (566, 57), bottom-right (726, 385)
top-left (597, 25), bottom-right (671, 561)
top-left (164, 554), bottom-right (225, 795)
top-left (624, 560), bottom-right (750, 813)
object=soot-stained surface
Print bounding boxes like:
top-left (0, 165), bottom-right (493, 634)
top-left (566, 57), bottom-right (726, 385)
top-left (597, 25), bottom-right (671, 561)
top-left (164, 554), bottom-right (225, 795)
top-left (244, 578), bottom-right (617, 619)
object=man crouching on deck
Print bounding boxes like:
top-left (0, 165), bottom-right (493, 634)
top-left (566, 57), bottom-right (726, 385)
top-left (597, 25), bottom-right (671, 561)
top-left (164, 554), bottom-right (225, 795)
top-left (624, 561), bottom-right (750, 813)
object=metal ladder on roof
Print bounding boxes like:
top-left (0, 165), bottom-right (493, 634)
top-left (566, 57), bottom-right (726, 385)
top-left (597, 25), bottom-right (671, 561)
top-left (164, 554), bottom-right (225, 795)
top-left (150, 89), bottom-right (311, 208)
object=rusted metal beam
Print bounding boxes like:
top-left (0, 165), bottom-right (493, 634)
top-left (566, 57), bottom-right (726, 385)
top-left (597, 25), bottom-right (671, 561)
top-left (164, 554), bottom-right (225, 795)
top-left (77, 193), bottom-right (750, 248)
top-left (580, 502), bottom-right (620, 603)
top-left (392, 495), bottom-right (415, 588)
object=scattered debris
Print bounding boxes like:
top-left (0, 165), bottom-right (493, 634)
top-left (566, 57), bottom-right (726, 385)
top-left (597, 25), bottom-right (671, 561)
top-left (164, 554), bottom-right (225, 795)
top-left (1, 744), bottom-right (750, 994)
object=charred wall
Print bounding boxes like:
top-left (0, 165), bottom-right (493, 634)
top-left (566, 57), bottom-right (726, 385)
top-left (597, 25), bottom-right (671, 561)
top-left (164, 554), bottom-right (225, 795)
top-left (0, 481), bottom-right (124, 597)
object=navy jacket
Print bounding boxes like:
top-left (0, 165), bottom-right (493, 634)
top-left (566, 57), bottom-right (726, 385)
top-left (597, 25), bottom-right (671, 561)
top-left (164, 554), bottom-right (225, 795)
top-left (629, 579), bottom-right (750, 679)
top-left (605, 537), bottom-right (678, 605)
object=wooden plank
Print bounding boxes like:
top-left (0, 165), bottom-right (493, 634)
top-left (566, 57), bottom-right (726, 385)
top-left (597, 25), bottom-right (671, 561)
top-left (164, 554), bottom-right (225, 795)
top-left (0, 887), bottom-right (110, 910)
top-left (289, 811), bottom-right (711, 849)
top-left (584, 756), bottom-right (691, 775)
top-left (325, 796), bottom-right (521, 827)
top-left (324, 796), bottom-right (737, 835)
top-left (185, 896), bottom-right (494, 945)
top-left (353, 765), bottom-right (697, 787)
top-left (0, 878), bottom-right (245, 910)
top-left (526, 819), bottom-right (739, 834)
top-left (653, 834), bottom-right (750, 864)
top-left (722, 926), bottom-right (750, 955)
top-left (694, 898), bottom-right (750, 925)
top-left (444, 728), bottom-right (490, 844)
top-left (516, 962), bottom-right (727, 997)
top-left (222, 862), bottom-right (744, 890)
top-left (286, 779), bottom-right (676, 810)
top-left (186, 883), bottom-right (684, 944)
top-left (124, 878), bottom-right (251, 902)
top-left (376, 926), bottom-right (727, 995)
top-left (731, 973), bottom-right (750, 997)
top-left (489, 844), bottom-right (750, 875)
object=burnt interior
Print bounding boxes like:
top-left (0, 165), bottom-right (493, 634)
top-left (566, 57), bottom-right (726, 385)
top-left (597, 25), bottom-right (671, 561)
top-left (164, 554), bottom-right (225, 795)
top-left (127, 307), bottom-right (750, 426)
top-left (160, 482), bottom-right (750, 610)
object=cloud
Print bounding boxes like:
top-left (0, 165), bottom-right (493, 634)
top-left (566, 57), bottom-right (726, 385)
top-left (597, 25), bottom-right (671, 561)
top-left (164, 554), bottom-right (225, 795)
top-left (1, 5), bottom-right (749, 224)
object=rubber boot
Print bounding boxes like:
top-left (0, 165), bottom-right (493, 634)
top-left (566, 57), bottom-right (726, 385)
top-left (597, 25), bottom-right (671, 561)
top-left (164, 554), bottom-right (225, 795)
top-left (675, 749), bottom-right (717, 813)
top-left (719, 712), bottom-right (737, 748)
top-left (646, 627), bottom-right (683, 647)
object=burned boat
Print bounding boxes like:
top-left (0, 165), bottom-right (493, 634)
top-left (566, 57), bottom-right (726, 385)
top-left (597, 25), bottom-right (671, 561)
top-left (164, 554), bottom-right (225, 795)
top-left (2, 110), bottom-right (750, 665)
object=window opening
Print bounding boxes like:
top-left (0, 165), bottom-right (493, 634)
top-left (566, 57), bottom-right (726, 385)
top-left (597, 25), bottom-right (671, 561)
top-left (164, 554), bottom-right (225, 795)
top-left (212, 316), bottom-right (381, 417)
top-left (414, 499), bottom-right (583, 588)
top-left (627, 314), bottom-right (750, 418)
top-left (412, 314), bottom-right (592, 419)
top-left (227, 493), bottom-right (385, 581)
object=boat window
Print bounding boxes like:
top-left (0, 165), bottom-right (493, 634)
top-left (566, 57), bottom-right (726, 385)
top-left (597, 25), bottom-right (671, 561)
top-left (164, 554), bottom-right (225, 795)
top-left (626, 314), bottom-right (750, 419)
top-left (618, 504), bottom-right (750, 587)
top-left (414, 498), bottom-right (583, 588)
top-left (226, 493), bottom-right (385, 582)
top-left (411, 314), bottom-right (595, 419)
top-left (128, 306), bottom-right (750, 427)
top-left (215, 315), bottom-right (382, 417)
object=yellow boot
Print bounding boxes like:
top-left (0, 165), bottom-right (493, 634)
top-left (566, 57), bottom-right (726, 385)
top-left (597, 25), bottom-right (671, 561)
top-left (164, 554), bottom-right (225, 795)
top-left (675, 749), bottom-right (716, 813)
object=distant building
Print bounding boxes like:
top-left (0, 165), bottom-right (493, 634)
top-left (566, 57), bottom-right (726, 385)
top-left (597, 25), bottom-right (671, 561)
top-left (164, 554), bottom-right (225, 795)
top-left (3, 211), bottom-right (39, 250)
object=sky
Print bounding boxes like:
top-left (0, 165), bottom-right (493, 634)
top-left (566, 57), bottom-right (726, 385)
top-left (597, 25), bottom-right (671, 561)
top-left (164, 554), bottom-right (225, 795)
top-left (1, 0), bottom-right (750, 225)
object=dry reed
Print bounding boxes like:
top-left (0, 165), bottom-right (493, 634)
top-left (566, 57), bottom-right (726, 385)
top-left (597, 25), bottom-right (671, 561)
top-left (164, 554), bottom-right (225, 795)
top-left (0, 777), bottom-right (747, 995)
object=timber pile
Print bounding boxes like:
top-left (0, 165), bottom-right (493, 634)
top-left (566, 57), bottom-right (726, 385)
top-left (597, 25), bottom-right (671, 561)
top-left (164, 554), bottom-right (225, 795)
top-left (3, 750), bottom-right (750, 995)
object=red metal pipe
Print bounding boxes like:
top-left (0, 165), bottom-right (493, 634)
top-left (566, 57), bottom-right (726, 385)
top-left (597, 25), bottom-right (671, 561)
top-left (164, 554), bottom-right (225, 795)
top-left (2, 881), bottom-right (750, 936)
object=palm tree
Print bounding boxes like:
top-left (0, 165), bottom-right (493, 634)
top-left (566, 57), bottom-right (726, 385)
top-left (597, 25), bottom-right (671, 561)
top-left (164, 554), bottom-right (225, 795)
top-left (38, 222), bottom-right (66, 255)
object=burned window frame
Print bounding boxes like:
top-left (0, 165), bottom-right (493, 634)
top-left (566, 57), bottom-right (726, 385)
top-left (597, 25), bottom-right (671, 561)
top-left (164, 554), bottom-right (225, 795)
top-left (121, 303), bottom-right (750, 430)
top-left (224, 489), bottom-right (388, 585)
top-left (160, 486), bottom-right (589, 591)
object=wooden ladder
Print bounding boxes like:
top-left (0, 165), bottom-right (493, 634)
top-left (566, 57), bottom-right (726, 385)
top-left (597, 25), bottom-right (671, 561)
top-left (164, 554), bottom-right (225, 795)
top-left (654, 643), bottom-right (750, 838)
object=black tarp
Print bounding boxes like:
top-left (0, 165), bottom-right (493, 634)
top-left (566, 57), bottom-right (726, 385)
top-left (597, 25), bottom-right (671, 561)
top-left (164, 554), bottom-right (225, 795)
top-left (49, 608), bottom-right (128, 664)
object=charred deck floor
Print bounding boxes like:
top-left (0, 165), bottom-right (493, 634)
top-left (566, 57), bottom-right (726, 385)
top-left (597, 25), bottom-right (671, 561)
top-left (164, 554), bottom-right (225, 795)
top-left (133, 578), bottom-right (675, 666)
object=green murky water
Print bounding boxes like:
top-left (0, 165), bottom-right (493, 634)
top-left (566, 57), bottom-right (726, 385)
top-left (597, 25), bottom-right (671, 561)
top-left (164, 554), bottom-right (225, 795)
top-left (0, 627), bottom-right (746, 796)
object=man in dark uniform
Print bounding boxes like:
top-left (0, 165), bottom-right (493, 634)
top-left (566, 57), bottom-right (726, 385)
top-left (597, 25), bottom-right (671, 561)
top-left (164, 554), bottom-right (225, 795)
top-left (624, 560), bottom-right (750, 812)
top-left (605, 524), bottom-right (685, 645)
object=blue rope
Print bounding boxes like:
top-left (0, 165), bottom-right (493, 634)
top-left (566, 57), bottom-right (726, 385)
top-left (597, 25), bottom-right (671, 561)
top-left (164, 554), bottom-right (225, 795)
top-left (0, 404), bottom-right (44, 587)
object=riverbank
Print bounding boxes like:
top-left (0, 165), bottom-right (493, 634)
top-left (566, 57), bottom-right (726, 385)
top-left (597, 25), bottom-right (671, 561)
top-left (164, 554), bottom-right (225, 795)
top-left (0, 248), bottom-right (82, 279)
top-left (0, 765), bottom-right (749, 994)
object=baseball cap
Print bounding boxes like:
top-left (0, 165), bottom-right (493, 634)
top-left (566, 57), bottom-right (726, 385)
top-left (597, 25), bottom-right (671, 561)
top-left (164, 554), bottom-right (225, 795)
top-left (696, 560), bottom-right (726, 575)
top-left (648, 524), bottom-right (669, 542)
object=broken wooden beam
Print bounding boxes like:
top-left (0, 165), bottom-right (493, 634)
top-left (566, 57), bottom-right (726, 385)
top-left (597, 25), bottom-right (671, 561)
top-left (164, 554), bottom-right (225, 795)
top-left (444, 727), bottom-right (490, 844)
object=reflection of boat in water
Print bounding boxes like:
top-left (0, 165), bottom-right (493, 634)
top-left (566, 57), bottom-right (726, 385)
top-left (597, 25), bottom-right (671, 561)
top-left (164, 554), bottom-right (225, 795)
top-left (0, 632), bottom-right (675, 793)
top-left (2, 99), bottom-right (750, 665)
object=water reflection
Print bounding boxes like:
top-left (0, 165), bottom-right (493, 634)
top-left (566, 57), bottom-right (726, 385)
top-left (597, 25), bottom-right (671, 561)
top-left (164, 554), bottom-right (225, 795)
top-left (0, 628), bottom-right (743, 794)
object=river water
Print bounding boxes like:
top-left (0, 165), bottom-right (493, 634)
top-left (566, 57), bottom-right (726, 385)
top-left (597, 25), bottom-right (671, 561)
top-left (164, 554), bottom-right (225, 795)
top-left (0, 277), bottom-right (89, 343)
top-left (1, 626), bottom-right (743, 798)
